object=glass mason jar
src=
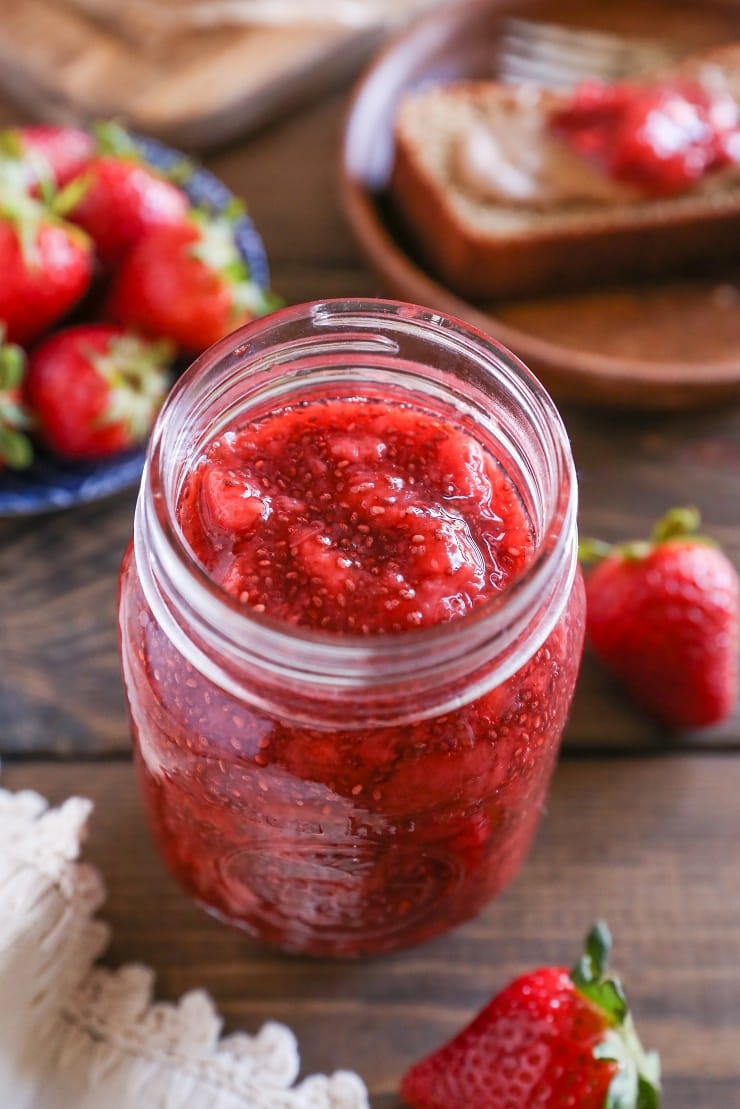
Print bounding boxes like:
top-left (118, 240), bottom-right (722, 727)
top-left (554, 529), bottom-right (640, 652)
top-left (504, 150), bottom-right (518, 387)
top-left (119, 299), bottom-right (585, 957)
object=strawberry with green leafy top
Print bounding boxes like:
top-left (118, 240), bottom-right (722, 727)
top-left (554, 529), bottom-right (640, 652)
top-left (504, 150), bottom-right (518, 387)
top-left (62, 121), bottom-right (189, 265)
top-left (0, 330), bottom-right (33, 471)
top-left (0, 194), bottom-right (93, 345)
top-left (107, 208), bottom-right (278, 354)
top-left (401, 923), bottom-right (661, 1109)
top-left (25, 324), bottom-right (173, 459)
top-left (581, 508), bottom-right (739, 728)
top-left (0, 125), bottom-right (94, 195)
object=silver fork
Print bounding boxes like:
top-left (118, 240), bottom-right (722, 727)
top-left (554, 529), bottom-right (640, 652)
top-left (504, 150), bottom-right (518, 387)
top-left (497, 17), bottom-right (681, 90)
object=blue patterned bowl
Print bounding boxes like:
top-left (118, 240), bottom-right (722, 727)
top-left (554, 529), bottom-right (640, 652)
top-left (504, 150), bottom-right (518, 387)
top-left (0, 133), bottom-right (271, 516)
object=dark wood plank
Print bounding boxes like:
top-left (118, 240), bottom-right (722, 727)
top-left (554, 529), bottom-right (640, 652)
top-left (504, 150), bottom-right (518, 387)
top-left (2, 755), bottom-right (739, 1106)
top-left (566, 401), bottom-right (740, 749)
top-left (0, 489), bottom-right (135, 753)
top-left (0, 90), bottom-right (738, 754)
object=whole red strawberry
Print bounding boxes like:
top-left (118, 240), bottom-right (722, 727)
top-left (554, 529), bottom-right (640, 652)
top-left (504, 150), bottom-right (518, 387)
top-left (25, 324), bottom-right (173, 459)
top-left (0, 329), bottom-right (33, 471)
top-left (0, 197), bottom-right (93, 345)
top-left (581, 508), bottom-right (739, 728)
top-left (107, 211), bottom-right (277, 353)
top-left (66, 155), bottom-right (188, 266)
top-left (63, 124), bottom-right (189, 266)
top-left (401, 923), bottom-right (661, 1109)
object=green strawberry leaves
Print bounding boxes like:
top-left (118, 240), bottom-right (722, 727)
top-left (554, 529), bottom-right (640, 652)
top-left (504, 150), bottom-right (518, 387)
top-left (637, 1074), bottom-right (662, 1109)
top-left (189, 207), bottom-right (283, 318)
top-left (571, 922), bottom-right (628, 1026)
top-left (0, 129), bottom-right (41, 196)
top-left (579, 506), bottom-right (715, 566)
top-left (571, 923), bottom-right (661, 1109)
top-left (601, 1051), bottom-right (639, 1109)
top-left (93, 119), bottom-right (142, 161)
top-left (0, 331), bottom-right (34, 469)
top-left (92, 124), bottom-right (280, 317)
top-left (0, 424), bottom-right (33, 469)
top-left (598, 1024), bottom-right (662, 1109)
top-left (90, 333), bottom-right (174, 441)
top-left (0, 129), bottom-right (23, 160)
top-left (651, 506), bottom-right (703, 544)
top-left (1, 188), bottom-right (91, 270)
top-left (0, 127), bottom-right (61, 209)
top-left (50, 173), bottom-right (92, 219)
top-left (0, 336), bottom-right (26, 391)
top-left (0, 126), bottom-right (92, 245)
top-left (93, 119), bottom-right (195, 188)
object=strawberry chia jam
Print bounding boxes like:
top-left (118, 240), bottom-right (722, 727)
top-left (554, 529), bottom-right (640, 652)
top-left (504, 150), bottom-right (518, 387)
top-left (119, 301), bottom-right (585, 956)
top-left (550, 78), bottom-right (740, 196)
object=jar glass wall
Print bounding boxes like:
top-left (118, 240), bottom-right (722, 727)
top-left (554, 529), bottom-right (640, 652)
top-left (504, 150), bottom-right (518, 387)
top-left (118, 300), bottom-right (585, 957)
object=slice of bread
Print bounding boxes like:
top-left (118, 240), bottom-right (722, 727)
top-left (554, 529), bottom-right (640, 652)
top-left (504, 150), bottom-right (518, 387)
top-left (391, 46), bottom-right (740, 299)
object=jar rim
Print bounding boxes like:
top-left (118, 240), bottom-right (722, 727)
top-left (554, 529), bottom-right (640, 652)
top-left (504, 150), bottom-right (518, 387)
top-left (137, 299), bottom-right (578, 717)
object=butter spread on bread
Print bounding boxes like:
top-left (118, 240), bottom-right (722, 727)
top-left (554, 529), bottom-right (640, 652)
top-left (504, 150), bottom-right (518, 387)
top-left (391, 46), bottom-right (740, 299)
top-left (453, 88), bottom-right (638, 206)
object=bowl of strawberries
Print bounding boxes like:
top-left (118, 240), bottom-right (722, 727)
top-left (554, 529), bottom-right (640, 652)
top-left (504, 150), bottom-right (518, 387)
top-left (0, 122), bottom-right (278, 514)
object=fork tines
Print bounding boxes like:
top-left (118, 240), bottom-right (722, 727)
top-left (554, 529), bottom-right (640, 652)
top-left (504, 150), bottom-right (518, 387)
top-left (497, 17), bottom-right (678, 90)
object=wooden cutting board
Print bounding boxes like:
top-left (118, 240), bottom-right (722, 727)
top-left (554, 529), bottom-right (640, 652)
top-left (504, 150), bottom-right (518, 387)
top-left (0, 0), bottom-right (437, 149)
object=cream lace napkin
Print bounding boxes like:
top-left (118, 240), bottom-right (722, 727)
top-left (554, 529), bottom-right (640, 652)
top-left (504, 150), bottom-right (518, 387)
top-left (0, 788), bottom-right (369, 1109)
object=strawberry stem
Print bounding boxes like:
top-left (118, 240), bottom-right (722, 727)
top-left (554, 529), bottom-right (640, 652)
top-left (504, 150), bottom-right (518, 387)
top-left (578, 537), bottom-right (613, 564)
top-left (92, 119), bottom-right (141, 160)
top-left (0, 129), bottom-right (23, 159)
top-left (51, 172), bottom-right (92, 218)
top-left (579, 506), bottom-right (714, 568)
top-left (571, 922), bottom-right (628, 1026)
top-left (651, 506), bottom-right (701, 544)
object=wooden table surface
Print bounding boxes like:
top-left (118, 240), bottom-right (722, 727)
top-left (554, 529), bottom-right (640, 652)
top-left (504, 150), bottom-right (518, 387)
top-left (1, 87), bottom-right (740, 1108)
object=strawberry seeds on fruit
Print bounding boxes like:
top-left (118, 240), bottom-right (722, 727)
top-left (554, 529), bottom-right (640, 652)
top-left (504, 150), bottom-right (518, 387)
top-left (63, 123), bottom-right (190, 266)
top-left (581, 508), bottom-right (739, 728)
top-left (107, 208), bottom-right (279, 354)
top-left (25, 325), bottom-right (173, 460)
top-left (0, 194), bottom-right (93, 346)
top-left (400, 922), bottom-right (660, 1109)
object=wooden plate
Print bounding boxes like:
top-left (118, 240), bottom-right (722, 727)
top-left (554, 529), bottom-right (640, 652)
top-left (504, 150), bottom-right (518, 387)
top-left (340, 0), bottom-right (740, 409)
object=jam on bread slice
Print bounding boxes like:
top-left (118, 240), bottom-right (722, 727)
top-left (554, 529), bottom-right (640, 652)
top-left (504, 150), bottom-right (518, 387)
top-left (391, 44), bottom-right (740, 299)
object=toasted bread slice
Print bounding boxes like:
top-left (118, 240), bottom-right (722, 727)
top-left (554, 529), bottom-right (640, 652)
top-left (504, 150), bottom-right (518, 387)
top-left (391, 47), bottom-right (740, 299)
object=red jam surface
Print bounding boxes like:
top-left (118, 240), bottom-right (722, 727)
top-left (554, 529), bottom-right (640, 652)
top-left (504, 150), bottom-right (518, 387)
top-left (178, 399), bottom-right (533, 632)
top-left (121, 395), bottom-right (585, 955)
top-left (550, 78), bottom-right (740, 196)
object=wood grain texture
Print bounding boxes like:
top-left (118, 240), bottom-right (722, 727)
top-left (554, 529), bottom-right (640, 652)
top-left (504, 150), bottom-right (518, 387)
top-left (2, 756), bottom-right (739, 1107)
top-left (0, 91), bottom-right (738, 754)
